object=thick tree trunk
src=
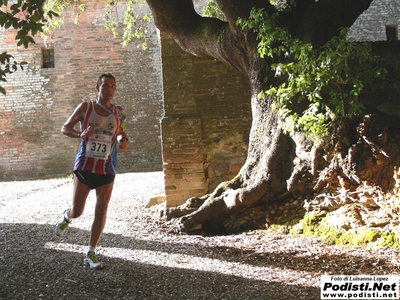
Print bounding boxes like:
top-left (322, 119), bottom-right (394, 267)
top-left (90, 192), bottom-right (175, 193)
top-left (146, 0), bottom-right (376, 233)
top-left (171, 92), bottom-right (297, 232)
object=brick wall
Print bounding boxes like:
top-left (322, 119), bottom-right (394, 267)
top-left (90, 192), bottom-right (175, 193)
top-left (160, 34), bottom-right (252, 206)
top-left (1, 2), bottom-right (253, 208)
top-left (2, 0), bottom-right (392, 209)
top-left (0, 1), bottom-right (164, 181)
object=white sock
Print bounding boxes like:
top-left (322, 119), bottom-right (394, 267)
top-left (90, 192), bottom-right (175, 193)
top-left (88, 246), bottom-right (96, 254)
top-left (63, 210), bottom-right (71, 222)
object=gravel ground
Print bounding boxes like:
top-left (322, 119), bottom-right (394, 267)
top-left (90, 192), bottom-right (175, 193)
top-left (1, 172), bottom-right (400, 300)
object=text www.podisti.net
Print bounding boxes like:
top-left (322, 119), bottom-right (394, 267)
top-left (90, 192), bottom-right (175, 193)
top-left (321, 275), bottom-right (399, 299)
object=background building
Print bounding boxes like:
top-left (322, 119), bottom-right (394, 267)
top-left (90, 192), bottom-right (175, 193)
top-left (347, 0), bottom-right (399, 41)
top-left (0, 1), bottom-right (165, 180)
top-left (0, 1), bottom-right (252, 208)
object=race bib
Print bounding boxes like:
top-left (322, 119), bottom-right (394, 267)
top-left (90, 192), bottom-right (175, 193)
top-left (86, 134), bottom-right (112, 159)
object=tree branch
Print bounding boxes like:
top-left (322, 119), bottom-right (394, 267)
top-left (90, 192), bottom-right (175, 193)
top-left (295, 0), bottom-right (374, 47)
top-left (215, 0), bottom-right (277, 28)
top-left (146, 0), bottom-right (247, 74)
top-left (146, 0), bottom-right (226, 58)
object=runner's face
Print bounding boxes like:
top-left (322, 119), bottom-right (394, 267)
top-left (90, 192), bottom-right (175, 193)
top-left (97, 77), bottom-right (116, 102)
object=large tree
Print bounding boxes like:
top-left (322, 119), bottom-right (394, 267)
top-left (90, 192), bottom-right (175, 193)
top-left (2, 0), bottom-right (399, 237)
top-left (144, 0), bottom-right (400, 234)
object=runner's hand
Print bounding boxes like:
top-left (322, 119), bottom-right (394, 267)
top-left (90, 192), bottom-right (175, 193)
top-left (80, 126), bottom-right (94, 139)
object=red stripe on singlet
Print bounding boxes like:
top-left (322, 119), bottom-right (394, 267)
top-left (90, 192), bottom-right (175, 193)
top-left (83, 102), bottom-right (94, 129)
top-left (95, 159), bottom-right (106, 174)
top-left (82, 102), bottom-right (95, 172)
top-left (84, 157), bottom-right (95, 172)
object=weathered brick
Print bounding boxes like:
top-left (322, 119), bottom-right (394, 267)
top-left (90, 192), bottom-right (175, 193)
top-left (0, 1), bottom-right (164, 181)
top-left (1, 2), bottom-right (253, 209)
top-left (160, 33), bottom-right (251, 205)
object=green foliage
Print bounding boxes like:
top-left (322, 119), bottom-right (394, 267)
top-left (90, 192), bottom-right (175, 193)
top-left (1, 0), bottom-right (45, 48)
top-left (238, 8), bottom-right (391, 138)
top-left (203, 0), bottom-right (225, 20)
top-left (0, 52), bottom-right (27, 94)
top-left (0, 0), bottom-right (151, 94)
top-left (42, 0), bottom-right (74, 32)
top-left (42, 0), bottom-right (151, 49)
top-left (0, 0), bottom-right (58, 94)
top-left (104, 0), bottom-right (151, 50)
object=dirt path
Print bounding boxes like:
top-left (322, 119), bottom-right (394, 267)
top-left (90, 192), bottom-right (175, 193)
top-left (1, 172), bottom-right (399, 300)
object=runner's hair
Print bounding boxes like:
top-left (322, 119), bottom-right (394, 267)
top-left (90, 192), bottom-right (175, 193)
top-left (97, 73), bottom-right (116, 86)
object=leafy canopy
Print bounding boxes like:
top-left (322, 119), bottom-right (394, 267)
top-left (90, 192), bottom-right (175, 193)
top-left (104, 0), bottom-right (151, 49)
top-left (238, 8), bottom-right (394, 138)
top-left (1, 0), bottom-right (397, 128)
top-left (0, 0), bottom-right (149, 95)
top-left (0, 0), bottom-right (59, 94)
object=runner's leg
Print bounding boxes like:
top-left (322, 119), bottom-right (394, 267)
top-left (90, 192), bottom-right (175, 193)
top-left (89, 181), bottom-right (114, 247)
top-left (66, 175), bottom-right (91, 219)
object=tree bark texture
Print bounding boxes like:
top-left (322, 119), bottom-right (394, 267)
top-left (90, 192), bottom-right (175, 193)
top-left (146, 0), bottom-right (377, 233)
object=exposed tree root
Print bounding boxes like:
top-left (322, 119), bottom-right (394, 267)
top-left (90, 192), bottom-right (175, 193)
top-left (164, 114), bottom-right (400, 235)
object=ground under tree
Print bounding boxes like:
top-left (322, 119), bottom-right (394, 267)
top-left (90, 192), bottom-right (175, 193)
top-left (2, 0), bottom-right (400, 239)
top-left (148, 0), bottom-right (400, 238)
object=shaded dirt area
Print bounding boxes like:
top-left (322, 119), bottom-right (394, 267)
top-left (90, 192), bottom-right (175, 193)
top-left (1, 172), bottom-right (399, 300)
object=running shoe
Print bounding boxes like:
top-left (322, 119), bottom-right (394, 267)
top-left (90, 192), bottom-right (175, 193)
top-left (54, 213), bottom-right (70, 236)
top-left (84, 251), bottom-right (102, 270)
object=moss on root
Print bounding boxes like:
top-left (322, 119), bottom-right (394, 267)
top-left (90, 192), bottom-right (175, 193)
top-left (283, 213), bottom-right (400, 247)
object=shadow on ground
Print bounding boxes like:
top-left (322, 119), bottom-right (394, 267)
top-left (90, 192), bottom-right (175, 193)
top-left (2, 222), bottom-right (397, 300)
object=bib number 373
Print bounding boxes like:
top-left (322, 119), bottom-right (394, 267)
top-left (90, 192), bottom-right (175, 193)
top-left (86, 135), bottom-right (112, 159)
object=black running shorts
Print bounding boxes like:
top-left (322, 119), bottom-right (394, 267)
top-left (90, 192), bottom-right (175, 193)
top-left (73, 170), bottom-right (115, 189)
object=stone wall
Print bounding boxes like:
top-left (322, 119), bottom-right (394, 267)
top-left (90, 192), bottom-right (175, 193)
top-left (348, 0), bottom-right (399, 41)
top-left (0, 1), bottom-right (164, 181)
top-left (160, 34), bottom-right (252, 207)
